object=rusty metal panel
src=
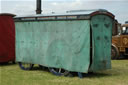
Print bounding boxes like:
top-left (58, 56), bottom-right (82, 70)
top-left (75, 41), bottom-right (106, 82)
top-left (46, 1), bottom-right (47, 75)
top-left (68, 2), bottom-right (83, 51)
top-left (15, 20), bottom-right (90, 73)
top-left (112, 36), bottom-right (120, 47)
top-left (120, 35), bottom-right (128, 47)
top-left (90, 15), bottom-right (113, 71)
top-left (120, 47), bottom-right (125, 52)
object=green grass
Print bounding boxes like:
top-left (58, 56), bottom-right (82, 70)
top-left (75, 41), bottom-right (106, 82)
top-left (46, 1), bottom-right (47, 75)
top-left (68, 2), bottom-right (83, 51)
top-left (0, 60), bottom-right (128, 85)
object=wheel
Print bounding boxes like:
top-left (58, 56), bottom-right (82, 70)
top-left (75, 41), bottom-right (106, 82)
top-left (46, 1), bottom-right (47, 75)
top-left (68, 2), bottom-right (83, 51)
top-left (48, 67), bottom-right (69, 76)
top-left (18, 62), bottom-right (34, 70)
top-left (78, 72), bottom-right (83, 78)
top-left (39, 65), bottom-right (44, 68)
top-left (38, 65), bottom-right (46, 70)
top-left (111, 46), bottom-right (119, 59)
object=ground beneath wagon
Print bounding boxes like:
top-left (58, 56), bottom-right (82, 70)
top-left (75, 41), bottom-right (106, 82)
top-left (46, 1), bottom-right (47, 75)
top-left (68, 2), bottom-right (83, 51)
top-left (0, 60), bottom-right (128, 85)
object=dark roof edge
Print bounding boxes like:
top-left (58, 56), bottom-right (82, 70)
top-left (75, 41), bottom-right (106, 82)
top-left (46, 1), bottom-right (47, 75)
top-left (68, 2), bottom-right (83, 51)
top-left (90, 11), bottom-right (115, 19)
top-left (0, 13), bottom-right (16, 17)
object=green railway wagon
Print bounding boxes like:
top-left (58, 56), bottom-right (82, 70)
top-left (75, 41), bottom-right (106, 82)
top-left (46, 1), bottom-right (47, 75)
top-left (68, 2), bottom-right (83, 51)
top-left (14, 9), bottom-right (115, 77)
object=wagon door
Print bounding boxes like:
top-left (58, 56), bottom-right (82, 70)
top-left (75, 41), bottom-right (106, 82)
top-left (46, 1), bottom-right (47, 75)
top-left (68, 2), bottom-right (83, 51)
top-left (90, 15), bottom-right (113, 71)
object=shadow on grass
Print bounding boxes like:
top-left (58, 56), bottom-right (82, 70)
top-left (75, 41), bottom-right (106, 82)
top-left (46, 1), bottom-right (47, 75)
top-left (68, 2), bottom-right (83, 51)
top-left (115, 55), bottom-right (128, 60)
top-left (30, 66), bottom-right (119, 78)
top-left (1, 63), bottom-right (121, 78)
top-left (31, 65), bottom-right (50, 72)
top-left (0, 62), bottom-right (16, 66)
top-left (66, 72), bottom-right (115, 78)
top-left (83, 72), bottom-right (112, 78)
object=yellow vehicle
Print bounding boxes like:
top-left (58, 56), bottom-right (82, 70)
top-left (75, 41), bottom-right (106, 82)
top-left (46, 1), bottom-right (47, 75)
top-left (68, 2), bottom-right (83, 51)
top-left (112, 21), bottom-right (128, 59)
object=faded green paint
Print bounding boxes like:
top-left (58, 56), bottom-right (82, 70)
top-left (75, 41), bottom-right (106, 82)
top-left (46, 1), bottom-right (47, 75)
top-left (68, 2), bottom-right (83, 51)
top-left (15, 20), bottom-right (90, 73)
top-left (15, 14), bottom-right (114, 73)
top-left (90, 15), bottom-right (113, 71)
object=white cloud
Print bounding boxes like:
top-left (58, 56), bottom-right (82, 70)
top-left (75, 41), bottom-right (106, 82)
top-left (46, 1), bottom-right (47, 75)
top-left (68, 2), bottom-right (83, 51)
top-left (1, 0), bottom-right (36, 15)
top-left (0, 0), bottom-right (128, 23)
top-left (0, 1), bottom-right (1, 13)
top-left (43, 0), bottom-right (105, 13)
top-left (0, 0), bottom-right (34, 1)
top-left (43, 0), bottom-right (128, 23)
top-left (12, 4), bottom-right (35, 15)
top-left (51, 2), bottom-right (57, 5)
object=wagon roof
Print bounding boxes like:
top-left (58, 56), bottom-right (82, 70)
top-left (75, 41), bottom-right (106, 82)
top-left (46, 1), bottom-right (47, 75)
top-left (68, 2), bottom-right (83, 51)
top-left (14, 9), bottom-right (114, 19)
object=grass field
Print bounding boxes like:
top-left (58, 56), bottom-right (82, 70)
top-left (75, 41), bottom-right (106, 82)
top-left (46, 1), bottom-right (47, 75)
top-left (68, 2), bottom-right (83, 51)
top-left (0, 60), bottom-right (128, 85)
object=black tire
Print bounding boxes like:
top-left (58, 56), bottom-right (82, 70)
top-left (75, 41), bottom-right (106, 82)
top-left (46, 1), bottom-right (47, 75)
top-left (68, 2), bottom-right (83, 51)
top-left (111, 46), bottom-right (119, 59)
top-left (38, 65), bottom-right (46, 70)
top-left (48, 67), bottom-right (69, 76)
top-left (18, 62), bottom-right (34, 70)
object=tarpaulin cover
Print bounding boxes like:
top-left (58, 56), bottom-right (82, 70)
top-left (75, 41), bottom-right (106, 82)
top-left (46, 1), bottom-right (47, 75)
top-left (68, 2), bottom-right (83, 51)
top-left (15, 20), bottom-right (90, 72)
top-left (0, 16), bottom-right (15, 62)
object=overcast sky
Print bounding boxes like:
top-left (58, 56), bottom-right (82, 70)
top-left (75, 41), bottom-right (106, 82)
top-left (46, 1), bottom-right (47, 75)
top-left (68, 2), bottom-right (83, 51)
top-left (0, 0), bottom-right (128, 23)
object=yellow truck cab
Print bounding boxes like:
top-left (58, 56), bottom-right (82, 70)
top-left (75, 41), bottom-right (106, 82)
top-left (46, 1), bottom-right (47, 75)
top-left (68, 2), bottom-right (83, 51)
top-left (112, 21), bottom-right (128, 59)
